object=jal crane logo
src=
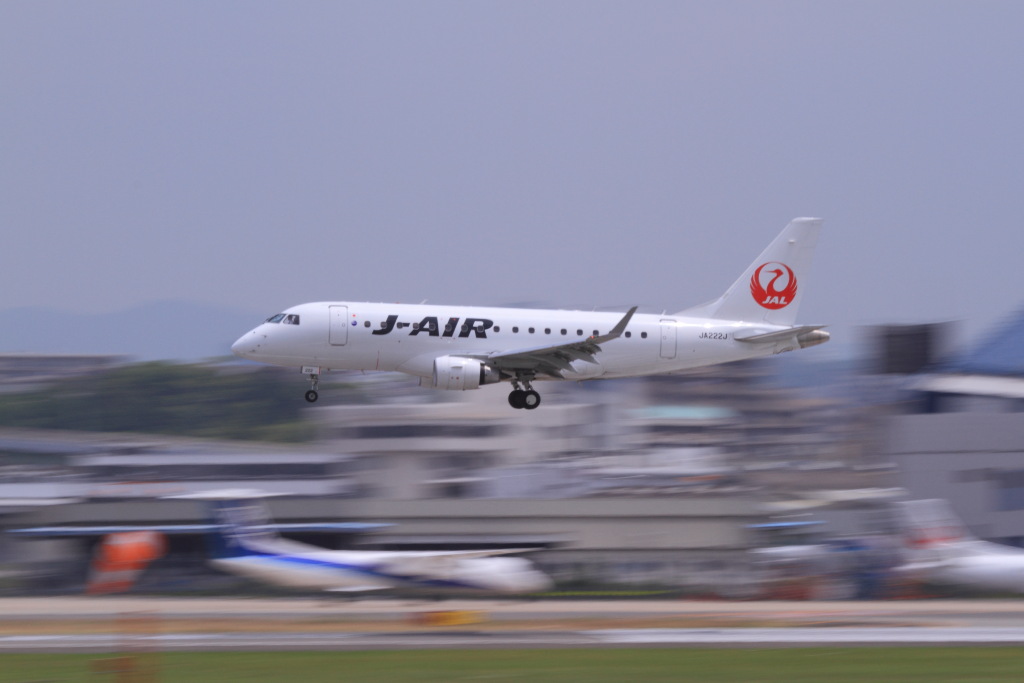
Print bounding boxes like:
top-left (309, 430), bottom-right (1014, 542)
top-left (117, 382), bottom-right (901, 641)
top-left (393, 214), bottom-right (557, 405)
top-left (750, 262), bottom-right (797, 310)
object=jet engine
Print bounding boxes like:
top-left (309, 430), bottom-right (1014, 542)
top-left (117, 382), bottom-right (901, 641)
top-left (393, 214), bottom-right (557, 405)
top-left (431, 356), bottom-right (502, 390)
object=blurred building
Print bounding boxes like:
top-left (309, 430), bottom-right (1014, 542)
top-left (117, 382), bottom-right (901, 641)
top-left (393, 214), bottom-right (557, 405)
top-left (0, 428), bottom-right (356, 501)
top-left (317, 388), bottom-right (613, 499)
top-left (879, 313), bottom-right (1024, 546)
top-left (315, 360), bottom-right (867, 501)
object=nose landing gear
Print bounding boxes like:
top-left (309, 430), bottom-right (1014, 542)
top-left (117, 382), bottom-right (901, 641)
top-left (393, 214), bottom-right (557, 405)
top-left (303, 367), bottom-right (320, 403)
top-left (508, 377), bottom-right (541, 410)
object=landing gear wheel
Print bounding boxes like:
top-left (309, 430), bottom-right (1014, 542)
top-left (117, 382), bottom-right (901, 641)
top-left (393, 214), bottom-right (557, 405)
top-left (522, 390), bottom-right (541, 410)
top-left (508, 389), bottom-right (526, 409)
top-left (303, 370), bottom-right (321, 404)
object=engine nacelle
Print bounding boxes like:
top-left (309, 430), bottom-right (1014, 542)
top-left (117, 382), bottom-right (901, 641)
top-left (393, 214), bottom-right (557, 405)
top-left (430, 356), bottom-right (503, 390)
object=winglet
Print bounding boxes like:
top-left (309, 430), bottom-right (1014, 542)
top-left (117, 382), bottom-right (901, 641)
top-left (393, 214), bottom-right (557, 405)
top-left (591, 306), bottom-right (638, 344)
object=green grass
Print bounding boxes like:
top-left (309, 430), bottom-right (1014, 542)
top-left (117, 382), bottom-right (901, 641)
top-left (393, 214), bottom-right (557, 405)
top-left (3, 648), bottom-right (1024, 683)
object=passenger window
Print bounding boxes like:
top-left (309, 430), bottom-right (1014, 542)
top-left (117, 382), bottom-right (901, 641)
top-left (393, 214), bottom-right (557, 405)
top-left (544, 328), bottom-right (551, 335)
top-left (266, 314), bottom-right (286, 323)
top-left (625, 331), bottom-right (632, 338)
top-left (513, 326), bottom-right (519, 333)
top-left (577, 329), bottom-right (583, 336)
top-left (641, 332), bottom-right (648, 339)
top-left (560, 329), bottom-right (567, 335)
top-left (364, 321), bottom-right (370, 327)
top-left (529, 327), bottom-right (535, 334)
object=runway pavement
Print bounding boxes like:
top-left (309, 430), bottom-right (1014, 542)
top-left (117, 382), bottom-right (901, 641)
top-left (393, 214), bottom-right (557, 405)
top-left (5, 628), bottom-right (1024, 652)
top-left (3, 597), bottom-right (1024, 651)
top-left (6, 596), bottom-right (1024, 625)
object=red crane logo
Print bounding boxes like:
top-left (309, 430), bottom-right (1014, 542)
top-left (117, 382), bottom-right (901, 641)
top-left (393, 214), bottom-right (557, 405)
top-left (750, 262), bottom-right (797, 310)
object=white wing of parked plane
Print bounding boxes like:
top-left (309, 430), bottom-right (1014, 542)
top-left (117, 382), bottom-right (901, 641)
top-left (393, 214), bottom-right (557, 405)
top-left (374, 548), bottom-right (538, 573)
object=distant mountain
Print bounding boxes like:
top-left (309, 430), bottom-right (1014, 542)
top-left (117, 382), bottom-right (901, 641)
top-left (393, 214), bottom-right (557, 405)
top-left (0, 301), bottom-right (263, 361)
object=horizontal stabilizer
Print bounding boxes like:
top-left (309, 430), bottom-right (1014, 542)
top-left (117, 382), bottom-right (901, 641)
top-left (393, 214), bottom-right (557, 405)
top-left (9, 523), bottom-right (388, 537)
top-left (734, 325), bottom-right (829, 345)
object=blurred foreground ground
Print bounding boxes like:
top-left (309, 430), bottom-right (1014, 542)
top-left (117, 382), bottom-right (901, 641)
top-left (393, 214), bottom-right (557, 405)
top-left (5, 597), bottom-right (1024, 633)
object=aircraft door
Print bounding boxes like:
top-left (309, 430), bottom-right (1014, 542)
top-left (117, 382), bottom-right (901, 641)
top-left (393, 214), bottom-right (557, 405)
top-left (659, 319), bottom-right (677, 359)
top-left (329, 305), bottom-right (349, 346)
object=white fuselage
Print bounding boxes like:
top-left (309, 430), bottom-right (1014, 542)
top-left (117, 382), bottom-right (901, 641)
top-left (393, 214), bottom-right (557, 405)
top-left (906, 540), bottom-right (1024, 594)
top-left (231, 301), bottom-right (797, 383)
top-left (896, 500), bottom-right (1024, 595)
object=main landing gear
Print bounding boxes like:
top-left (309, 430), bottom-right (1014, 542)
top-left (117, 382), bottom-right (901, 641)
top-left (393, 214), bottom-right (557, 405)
top-left (508, 377), bottom-right (541, 410)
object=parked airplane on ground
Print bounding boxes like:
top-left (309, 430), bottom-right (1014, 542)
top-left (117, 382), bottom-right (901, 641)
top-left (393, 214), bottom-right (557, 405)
top-left (897, 499), bottom-right (1024, 594)
top-left (185, 491), bottom-right (551, 593)
top-left (232, 218), bottom-right (828, 408)
top-left (11, 491), bottom-right (551, 594)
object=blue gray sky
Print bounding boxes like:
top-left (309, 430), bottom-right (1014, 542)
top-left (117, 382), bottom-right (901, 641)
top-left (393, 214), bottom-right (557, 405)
top-left (3, 2), bottom-right (1024, 358)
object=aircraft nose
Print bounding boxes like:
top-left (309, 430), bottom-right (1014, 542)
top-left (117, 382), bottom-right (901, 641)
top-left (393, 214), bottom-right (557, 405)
top-left (231, 331), bottom-right (259, 358)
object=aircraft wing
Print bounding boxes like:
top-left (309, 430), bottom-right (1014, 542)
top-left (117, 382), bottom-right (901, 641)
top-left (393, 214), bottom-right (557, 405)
top-left (427, 548), bottom-right (539, 559)
top-left (8, 523), bottom-right (388, 537)
top-left (483, 307), bottom-right (638, 378)
top-left (374, 549), bottom-right (539, 577)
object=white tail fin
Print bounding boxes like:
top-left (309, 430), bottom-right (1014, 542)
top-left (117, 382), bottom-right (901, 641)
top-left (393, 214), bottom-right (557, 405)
top-left (898, 499), bottom-right (972, 549)
top-left (681, 218), bottom-right (823, 325)
top-left (173, 489), bottom-right (296, 558)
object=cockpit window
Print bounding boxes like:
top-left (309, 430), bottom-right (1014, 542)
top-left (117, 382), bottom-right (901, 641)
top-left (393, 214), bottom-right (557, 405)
top-left (283, 314), bottom-right (300, 325)
top-left (266, 314), bottom-right (286, 323)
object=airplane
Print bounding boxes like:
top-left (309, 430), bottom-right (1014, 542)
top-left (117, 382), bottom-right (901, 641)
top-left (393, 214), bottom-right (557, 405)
top-left (896, 499), bottom-right (1024, 594)
top-left (232, 217), bottom-right (829, 409)
top-left (186, 490), bottom-right (552, 594)
top-left (10, 491), bottom-right (552, 594)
